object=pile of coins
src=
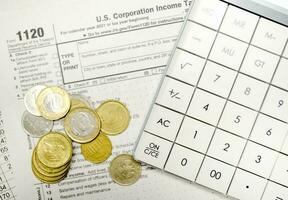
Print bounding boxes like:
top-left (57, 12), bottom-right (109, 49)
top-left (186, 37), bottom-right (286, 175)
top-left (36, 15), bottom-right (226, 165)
top-left (31, 132), bottom-right (72, 184)
top-left (22, 85), bottom-right (142, 185)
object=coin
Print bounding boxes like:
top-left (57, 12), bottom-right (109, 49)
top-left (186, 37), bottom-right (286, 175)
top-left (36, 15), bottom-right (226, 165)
top-left (96, 100), bottom-right (130, 135)
top-left (24, 85), bottom-right (47, 116)
top-left (21, 111), bottom-right (53, 138)
top-left (31, 161), bottom-right (67, 184)
top-left (32, 149), bottom-right (70, 177)
top-left (70, 94), bottom-right (92, 110)
top-left (81, 133), bottom-right (112, 164)
top-left (36, 132), bottom-right (73, 168)
top-left (64, 107), bottom-right (101, 143)
top-left (109, 154), bottom-right (142, 186)
top-left (36, 86), bottom-right (71, 120)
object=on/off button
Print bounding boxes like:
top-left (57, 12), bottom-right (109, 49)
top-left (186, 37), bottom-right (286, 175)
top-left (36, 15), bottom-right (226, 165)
top-left (134, 132), bottom-right (172, 169)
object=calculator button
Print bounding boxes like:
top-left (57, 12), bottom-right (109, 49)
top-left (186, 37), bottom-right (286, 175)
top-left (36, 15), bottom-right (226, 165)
top-left (145, 105), bottom-right (183, 141)
top-left (270, 154), bottom-right (288, 187)
top-left (156, 77), bottom-right (194, 113)
top-left (227, 169), bottom-right (267, 200)
top-left (198, 61), bottom-right (237, 98)
top-left (165, 144), bottom-right (204, 181)
top-left (134, 132), bottom-right (172, 169)
top-left (273, 58), bottom-right (288, 90)
top-left (196, 157), bottom-right (234, 194)
top-left (207, 129), bottom-right (246, 166)
top-left (220, 6), bottom-right (258, 42)
top-left (250, 114), bottom-right (288, 151)
top-left (262, 86), bottom-right (288, 122)
top-left (230, 74), bottom-right (269, 110)
top-left (219, 101), bottom-right (257, 138)
top-left (187, 89), bottom-right (226, 126)
top-left (209, 33), bottom-right (248, 70)
top-left (178, 21), bottom-right (217, 58)
top-left (284, 43), bottom-right (288, 58)
top-left (241, 46), bottom-right (279, 82)
top-left (239, 141), bottom-right (278, 178)
top-left (262, 181), bottom-right (288, 200)
top-left (252, 18), bottom-right (288, 55)
top-left (281, 136), bottom-right (288, 155)
top-left (189, 0), bottom-right (227, 30)
top-left (176, 117), bottom-right (214, 153)
top-left (167, 49), bottom-right (205, 86)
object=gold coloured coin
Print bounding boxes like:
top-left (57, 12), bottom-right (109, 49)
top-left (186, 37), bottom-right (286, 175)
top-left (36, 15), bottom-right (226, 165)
top-left (70, 94), bottom-right (92, 110)
top-left (64, 107), bottom-right (101, 143)
top-left (32, 150), bottom-right (70, 177)
top-left (36, 132), bottom-right (73, 168)
top-left (81, 133), bottom-right (112, 164)
top-left (96, 100), bottom-right (130, 135)
top-left (31, 162), bottom-right (67, 184)
top-left (109, 154), bottom-right (141, 186)
top-left (36, 86), bottom-right (71, 120)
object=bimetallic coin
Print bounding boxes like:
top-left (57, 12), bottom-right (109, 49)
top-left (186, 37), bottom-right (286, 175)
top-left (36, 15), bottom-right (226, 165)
top-left (64, 107), bottom-right (101, 143)
top-left (36, 86), bottom-right (71, 120)
top-left (24, 85), bottom-right (47, 116)
top-left (81, 133), bottom-right (112, 163)
top-left (109, 154), bottom-right (142, 186)
top-left (21, 111), bottom-right (53, 138)
top-left (70, 94), bottom-right (92, 110)
top-left (36, 132), bottom-right (73, 168)
top-left (96, 100), bottom-right (130, 135)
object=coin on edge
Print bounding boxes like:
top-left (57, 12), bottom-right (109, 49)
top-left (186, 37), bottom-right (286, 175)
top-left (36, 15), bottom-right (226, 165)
top-left (24, 85), bottom-right (47, 116)
top-left (70, 94), bottom-right (92, 110)
top-left (96, 100), bottom-right (130, 135)
top-left (31, 162), bottom-right (67, 184)
top-left (64, 107), bottom-right (101, 143)
top-left (81, 133), bottom-right (112, 163)
top-left (36, 86), bottom-right (71, 120)
top-left (21, 111), bottom-right (53, 138)
top-left (32, 149), bottom-right (70, 178)
top-left (109, 154), bottom-right (142, 186)
top-left (36, 132), bottom-right (73, 168)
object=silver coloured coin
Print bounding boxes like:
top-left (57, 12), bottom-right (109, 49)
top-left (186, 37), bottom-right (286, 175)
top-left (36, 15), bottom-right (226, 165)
top-left (21, 111), bottom-right (53, 137)
top-left (70, 111), bottom-right (97, 137)
top-left (24, 85), bottom-right (47, 116)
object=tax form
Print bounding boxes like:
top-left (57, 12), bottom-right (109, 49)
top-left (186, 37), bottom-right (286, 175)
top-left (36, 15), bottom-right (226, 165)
top-left (0, 0), bottom-right (229, 199)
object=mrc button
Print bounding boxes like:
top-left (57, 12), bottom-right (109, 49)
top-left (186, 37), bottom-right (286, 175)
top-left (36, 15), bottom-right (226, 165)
top-left (134, 132), bottom-right (172, 169)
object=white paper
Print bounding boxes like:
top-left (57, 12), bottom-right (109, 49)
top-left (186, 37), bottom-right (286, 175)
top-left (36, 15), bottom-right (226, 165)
top-left (0, 0), bottom-right (229, 199)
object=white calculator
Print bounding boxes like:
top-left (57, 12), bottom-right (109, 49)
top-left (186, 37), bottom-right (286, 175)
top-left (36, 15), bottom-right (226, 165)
top-left (134, 0), bottom-right (288, 199)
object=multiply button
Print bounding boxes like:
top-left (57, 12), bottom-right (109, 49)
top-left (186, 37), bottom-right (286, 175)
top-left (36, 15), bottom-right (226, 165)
top-left (134, 132), bottom-right (172, 169)
top-left (145, 105), bottom-right (183, 141)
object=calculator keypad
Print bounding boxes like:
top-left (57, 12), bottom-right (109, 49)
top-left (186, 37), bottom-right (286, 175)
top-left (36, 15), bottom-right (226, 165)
top-left (135, 0), bottom-right (288, 199)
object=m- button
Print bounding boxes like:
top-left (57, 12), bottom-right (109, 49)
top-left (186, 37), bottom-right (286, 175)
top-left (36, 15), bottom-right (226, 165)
top-left (145, 105), bottom-right (183, 141)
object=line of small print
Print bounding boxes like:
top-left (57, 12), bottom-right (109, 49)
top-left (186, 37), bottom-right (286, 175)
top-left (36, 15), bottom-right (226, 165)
top-left (154, 102), bottom-right (288, 155)
top-left (8, 20), bottom-right (184, 54)
top-left (186, 19), bottom-right (288, 60)
top-left (65, 65), bottom-right (165, 86)
top-left (143, 131), bottom-right (288, 190)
